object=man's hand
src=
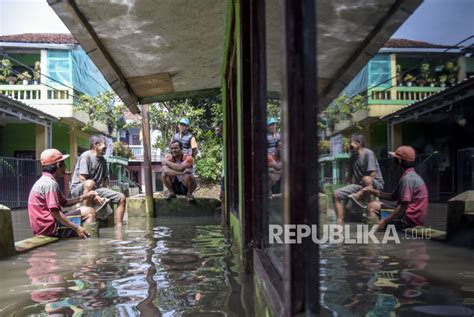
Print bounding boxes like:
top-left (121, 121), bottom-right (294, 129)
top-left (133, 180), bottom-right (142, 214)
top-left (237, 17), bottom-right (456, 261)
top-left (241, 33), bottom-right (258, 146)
top-left (377, 220), bottom-right (387, 231)
top-left (82, 191), bottom-right (98, 201)
top-left (184, 168), bottom-right (193, 174)
top-left (75, 226), bottom-right (90, 239)
top-left (363, 187), bottom-right (378, 195)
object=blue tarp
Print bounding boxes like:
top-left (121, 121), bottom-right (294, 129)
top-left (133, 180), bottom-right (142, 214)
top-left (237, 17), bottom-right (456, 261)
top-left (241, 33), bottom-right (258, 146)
top-left (46, 49), bottom-right (110, 96)
top-left (339, 53), bottom-right (391, 97)
top-left (71, 49), bottom-right (110, 96)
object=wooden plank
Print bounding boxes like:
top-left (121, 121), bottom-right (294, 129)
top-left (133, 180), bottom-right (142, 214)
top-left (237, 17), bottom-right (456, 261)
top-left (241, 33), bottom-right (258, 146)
top-left (127, 72), bottom-right (174, 97)
top-left (15, 236), bottom-right (59, 253)
top-left (280, 0), bottom-right (319, 315)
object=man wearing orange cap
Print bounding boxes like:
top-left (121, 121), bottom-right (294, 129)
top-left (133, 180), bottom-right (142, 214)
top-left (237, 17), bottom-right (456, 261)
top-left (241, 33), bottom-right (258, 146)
top-left (363, 146), bottom-right (429, 230)
top-left (28, 149), bottom-right (99, 239)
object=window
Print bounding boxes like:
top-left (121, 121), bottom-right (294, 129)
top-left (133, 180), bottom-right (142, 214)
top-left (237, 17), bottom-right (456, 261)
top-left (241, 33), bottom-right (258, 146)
top-left (368, 54), bottom-right (391, 87)
top-left (46, 50), bottom-right (72, 86)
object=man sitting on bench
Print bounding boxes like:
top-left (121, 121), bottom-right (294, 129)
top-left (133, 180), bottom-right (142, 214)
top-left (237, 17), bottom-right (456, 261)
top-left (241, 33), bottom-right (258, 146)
top-left (333, 134), bottom-right (384, 224)
top-left (363, 146), bottom-right (428, 230)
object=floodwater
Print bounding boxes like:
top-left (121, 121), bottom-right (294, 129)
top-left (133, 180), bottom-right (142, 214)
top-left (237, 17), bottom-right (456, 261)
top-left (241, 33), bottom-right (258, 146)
top-left (320, 229), bottom-right (474, 317)
top-left (0, 217), bottom-right (253, 316)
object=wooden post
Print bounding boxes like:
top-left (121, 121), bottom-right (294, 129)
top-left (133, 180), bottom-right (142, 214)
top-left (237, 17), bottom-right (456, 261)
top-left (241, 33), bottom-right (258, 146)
top-left (250, 0), bottom-right (268, 250)
top-left (280, 0), bottom-right (319, 315)
top-left (141, 104), bottom-right (154, 217)
top-left (35, 124), bottom-right (48, 160)
top-left (240, 0), bottom-right (254, 272)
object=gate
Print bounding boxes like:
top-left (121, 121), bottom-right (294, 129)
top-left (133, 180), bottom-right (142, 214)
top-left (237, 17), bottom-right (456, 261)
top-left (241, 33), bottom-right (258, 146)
top-left (0, 157), bottom-right (41, 209)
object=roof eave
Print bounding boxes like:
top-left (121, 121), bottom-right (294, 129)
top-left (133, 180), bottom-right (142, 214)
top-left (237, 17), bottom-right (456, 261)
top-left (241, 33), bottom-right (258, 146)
top-left (379, 47), bottom-right (462, 54)
top-left (319, 0), bottom-right (422, 107)
top-left (0, 42), bottom-right (75, 50)
top-left (48, 0), bottom-right (140, 114)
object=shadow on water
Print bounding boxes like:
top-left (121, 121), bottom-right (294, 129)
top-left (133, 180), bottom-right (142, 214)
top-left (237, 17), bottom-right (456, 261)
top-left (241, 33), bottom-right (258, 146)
top-left (0, 216), bottom-right (254, 316)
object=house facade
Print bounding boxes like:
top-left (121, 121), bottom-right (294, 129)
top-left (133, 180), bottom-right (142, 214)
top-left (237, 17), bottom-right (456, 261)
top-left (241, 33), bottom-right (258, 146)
top-left (118, 111), bottom-right (163, 192)
top-left (321, 38), bottom-right (474, 185)
top-left (0, 33), bottom-right (111, 171)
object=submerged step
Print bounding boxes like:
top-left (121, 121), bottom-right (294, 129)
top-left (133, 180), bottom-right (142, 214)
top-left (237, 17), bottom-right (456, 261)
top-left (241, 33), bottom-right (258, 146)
top-left (127, 194), bottom-right (220, 217)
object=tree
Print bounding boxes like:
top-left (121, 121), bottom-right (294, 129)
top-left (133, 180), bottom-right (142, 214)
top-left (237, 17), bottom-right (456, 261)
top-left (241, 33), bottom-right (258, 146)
top-left (148, 95), bottom-right (223, 183)
top-left (321, 94), bottom-right (368, 130)
top-left (74, 91), bottom-right (128, 134)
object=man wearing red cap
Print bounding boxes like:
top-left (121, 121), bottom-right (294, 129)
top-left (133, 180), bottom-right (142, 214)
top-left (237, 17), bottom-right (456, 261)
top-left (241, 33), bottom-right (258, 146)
top-left (28, 149), bottom-right (99, 239)
top-left (363, 146), bottom-right (429, 229)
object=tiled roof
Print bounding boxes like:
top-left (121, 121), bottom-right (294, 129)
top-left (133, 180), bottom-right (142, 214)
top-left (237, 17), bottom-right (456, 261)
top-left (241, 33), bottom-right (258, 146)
top-left (0, 33), bottom-right (77, 44)
top-left (385, 38), bottom-right (454, 49)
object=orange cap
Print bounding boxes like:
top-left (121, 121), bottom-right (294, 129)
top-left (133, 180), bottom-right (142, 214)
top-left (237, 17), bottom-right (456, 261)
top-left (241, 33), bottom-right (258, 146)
top-left (388, 146), bottom-right (416, 162)
top-left (40, 149), bottom-right (69, 166)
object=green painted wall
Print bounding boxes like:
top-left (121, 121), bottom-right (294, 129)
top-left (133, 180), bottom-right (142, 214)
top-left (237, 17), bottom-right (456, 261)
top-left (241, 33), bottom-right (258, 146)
top-left (11, 53), bottom-right (40, 67)
top-left (230, 212), bottom-right (242, 257)
top-left (254, 276), bottom-right (275, 317)
top-left (52, 123), bottom-right (71, 169)
top-left (235, 0), bottom-right (244, 222)
top-left (77, 135), bottom-right (89, 150)
top-left (0, 124), bottom-right (35, 157)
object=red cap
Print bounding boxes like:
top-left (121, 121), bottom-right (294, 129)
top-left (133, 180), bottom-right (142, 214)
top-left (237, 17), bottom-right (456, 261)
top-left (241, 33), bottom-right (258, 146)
top-left (40, 149), bottom-right (69, 166)
top-left (389, 146), bottom-right (416, 162)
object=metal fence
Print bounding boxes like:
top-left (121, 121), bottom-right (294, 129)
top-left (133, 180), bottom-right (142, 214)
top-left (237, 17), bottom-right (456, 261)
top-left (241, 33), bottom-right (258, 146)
top-left (0, 157), bottom-right (41, 209)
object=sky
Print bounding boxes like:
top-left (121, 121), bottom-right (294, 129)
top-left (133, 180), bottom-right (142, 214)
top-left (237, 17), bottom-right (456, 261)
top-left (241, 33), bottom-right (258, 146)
top-left (0, 0), bottom-right (473, 46)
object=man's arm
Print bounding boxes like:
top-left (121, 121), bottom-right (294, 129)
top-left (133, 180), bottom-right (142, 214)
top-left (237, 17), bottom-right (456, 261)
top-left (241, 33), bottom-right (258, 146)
top-left (79, 174), bottom-right (88, 182)
top-left (268, 157), bottom-right (282, 171)
top-left (191, 136), bottom-right (198, 158)
top-left (378, 202), bottom-right (409, 230)
top-left (165, 158), bottom-right (193, 172)
top-left (363, 187), bottom-right (396, 201)
top-left (62, 191), bottom-right (98, 207)
top-left (162, 165), bottom-right (185, 176)
top-left (50, 208), bottom-right (89, 239)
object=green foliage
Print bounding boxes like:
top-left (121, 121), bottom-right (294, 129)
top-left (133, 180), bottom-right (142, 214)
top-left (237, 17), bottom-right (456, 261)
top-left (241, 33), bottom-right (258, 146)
top-left (267, 99), bottom-right (281, 120)
top-left (17, 71), bottom-right (31, 81)
top-left (0, 58), bottom-right (12, 81)
top-left (74, 91), bottom-right (127, 133)
top-left (319, 140), bottom-right (330, 154)
top-left (323, 94), bottom-right (368, 129)
top-left (33, 61), bottom-right (41, 81)
top-left (148, 95), bottom-right (223, 183)
top-left (403, 73), bottom-right (415, 83)
top-left (195, 133), bottom-right (223, 183)
top-left (112, 141), bottom-right (133, 159)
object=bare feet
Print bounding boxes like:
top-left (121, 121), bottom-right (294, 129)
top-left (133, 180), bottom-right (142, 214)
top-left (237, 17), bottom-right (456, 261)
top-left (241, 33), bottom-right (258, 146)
top-left (187, 194), bottom-right (195, 202)
top-left (165, 192), bottom-right (177, 200)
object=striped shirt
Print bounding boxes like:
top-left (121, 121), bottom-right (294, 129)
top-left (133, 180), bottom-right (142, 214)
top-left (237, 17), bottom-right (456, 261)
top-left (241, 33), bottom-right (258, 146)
top-left (28, 172), bottom-right (67, 236)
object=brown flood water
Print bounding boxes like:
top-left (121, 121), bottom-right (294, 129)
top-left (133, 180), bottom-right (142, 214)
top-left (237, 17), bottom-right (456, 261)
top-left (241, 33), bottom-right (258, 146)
top-left (0, 217), bottom-right (254, 316)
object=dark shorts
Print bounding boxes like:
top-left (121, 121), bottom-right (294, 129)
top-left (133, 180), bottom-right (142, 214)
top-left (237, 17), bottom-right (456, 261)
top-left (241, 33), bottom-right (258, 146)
top-left (71, 183), bottom-right (124, 204)
top-left (56, 209), bottom-right (81, 238)
top-left (173, 179), bottom-right (188, 195)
